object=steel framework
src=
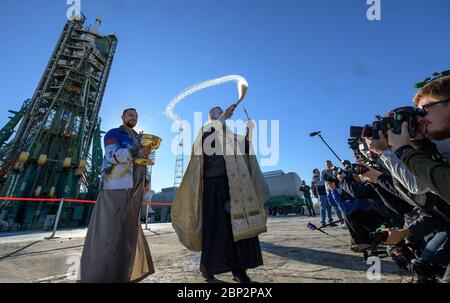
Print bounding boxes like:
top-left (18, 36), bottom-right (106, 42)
top-left (0, 16), bottom-right (117, 229)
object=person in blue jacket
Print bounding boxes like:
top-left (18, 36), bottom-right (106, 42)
top-left (325, 180), bottom-right (384, 250)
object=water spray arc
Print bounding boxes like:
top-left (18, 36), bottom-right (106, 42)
top-left (165, 75), bottom-right (249, 186)
top-left (165, 75), bottom-right (248, 125)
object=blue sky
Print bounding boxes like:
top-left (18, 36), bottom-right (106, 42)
top-left (1, 0), bottom-right (449, 193)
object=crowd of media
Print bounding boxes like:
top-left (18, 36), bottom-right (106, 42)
top-left (305, 71), bottom-right (450, 283)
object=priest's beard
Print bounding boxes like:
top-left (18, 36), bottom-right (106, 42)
top-left (124, 121), bottom-right (136, 128)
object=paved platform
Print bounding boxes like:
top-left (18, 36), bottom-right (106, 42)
top-left (0, 216), bottom-right (405, 283)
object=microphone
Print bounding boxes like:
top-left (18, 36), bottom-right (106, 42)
top-left (309, 131), bottom-right (321, 137)
top-left (307, 222), bottom-right (318, 231)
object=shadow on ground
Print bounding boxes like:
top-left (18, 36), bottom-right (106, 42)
top-left (260, 242), bottom-right (402, 275)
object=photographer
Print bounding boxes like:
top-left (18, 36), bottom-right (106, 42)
top-left (325, 179), bottom-right (384, 251)
top-left (322, 161), bottom-right (345, 227)
top-left (356, 165), bottom-right (435, 272)
top-left (388, 75), bottom-right (450, 204)
top-left (338, 136), bottom-right (429, 270)
top-left (367, 133), bottom-right (430, 195)
top-left (366, 131), bottom-right (450, 222)
top-left (339, 168), bottom-right (412, 228)
top-left (337, 168), bottom-right (424, 268)
top-left (364, 133), bottom-right (450, 275)
top-left (395, 75), bottom-right (450, 282)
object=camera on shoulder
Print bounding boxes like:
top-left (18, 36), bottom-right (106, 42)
top-left (349, 106), bottom-right (425, 139)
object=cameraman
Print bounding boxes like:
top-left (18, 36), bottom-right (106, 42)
top-left (339, 168), bottom-right (412, 229)
top-left (388, 75), bottom-right (450, 204)
top-left (322, 161), bottom-right (345, 227)
top-left (325, 178), bottom-right (384, 251)
top-left (365, 133), bottom-right (450, 273)
top-left (383, 76), bottom-right (450, 281)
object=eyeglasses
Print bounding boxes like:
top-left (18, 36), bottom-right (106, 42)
top-left (418, 98), bottom-right (450, 114)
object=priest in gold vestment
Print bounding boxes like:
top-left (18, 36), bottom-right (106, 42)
top-left (172, 104), bottom-right (270, 283)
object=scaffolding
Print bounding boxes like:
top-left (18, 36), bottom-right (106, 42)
top-left (0, 16), bottom-right (118, 230)
top-left (173, 126), bottom-right (184, 187)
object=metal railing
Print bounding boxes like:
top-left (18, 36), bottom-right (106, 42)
top-left (0, 197), bottom-right (172, 239)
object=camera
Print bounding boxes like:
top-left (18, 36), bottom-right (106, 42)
top-left (344, 138), bottom-right (380, 173)
top-left (363, 229), bottom-right (390, 261)
top-left (369, 229), bottom-right (389, 245)
top-left (350, 119), bottom-right (391, 140)
top-left (340, 160), bottom-right (369, 175)
top-left (387, 244), bottom-right (415, 270)
top-left (407, 259), bottom-right (448, 283)
top-left (323, 173), bottom-right (339, 184)
top-left (349, 106), bottom-right (424, 139)
top-left (347, 138), bottom-right (378, 162)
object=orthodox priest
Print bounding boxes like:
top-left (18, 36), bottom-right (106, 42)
top-left (172, 104), bottom-right (270, 283)
top-left (79, 108), bottom-right (154, 283)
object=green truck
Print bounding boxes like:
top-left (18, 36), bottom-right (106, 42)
top-left (143, 171), bottom-right (307, 222)
top-left (263, 170), bottom-right (306, 216)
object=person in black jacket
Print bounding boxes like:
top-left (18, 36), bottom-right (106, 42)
top-left (338, 172), bottom-right (405, 228)
top-left (338, 170), bottom-right (424, 270)
top-left (364, 135), bottom-right (450, 278)
top-left (300, 181), bottom-right (316, 217)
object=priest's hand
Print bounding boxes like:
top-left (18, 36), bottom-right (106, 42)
top-left (246, 119), bottom-right (255, 130)
top-left (224, 104), bottom-right (237, 119)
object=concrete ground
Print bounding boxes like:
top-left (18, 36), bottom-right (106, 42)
top-left (0, 215), bottom-right (406, 283)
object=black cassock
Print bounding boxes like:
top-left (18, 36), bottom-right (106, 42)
top-left (200, 128), bottom-right (263, 276)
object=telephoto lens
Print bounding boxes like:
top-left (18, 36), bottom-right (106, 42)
top-left (351, 163), bottom-right (369, 175)
top-left (349, 125), bottom-right (373, 138)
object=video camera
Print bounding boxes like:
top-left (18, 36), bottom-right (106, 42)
top-left (339, 138), bottom-right (380, 175)
top-left (369, 229), bottom-right (389, 245)
top-left (408, 259), bottom-right (448, 283)
top-left (366, 228), bottom-right (415, 270)
top-left (349, 106), bottom-right (425, 140)
top-left (323, 174), bottom-right (339, 184)
top-left (339, 160), bottom-right (369, 175)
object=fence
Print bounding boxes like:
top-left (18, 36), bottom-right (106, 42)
top-left (0, 197), bottom-right (172, 239)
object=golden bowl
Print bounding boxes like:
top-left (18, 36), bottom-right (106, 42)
top-left (140, 134), bottom-right (162, 149)
top-left (136, 134), bottom-right (162, 166)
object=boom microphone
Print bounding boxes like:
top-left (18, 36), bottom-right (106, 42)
top-left (309, 131), bottom-right (321, 137)
top-left (309, 130), bottom-right (343, 163)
